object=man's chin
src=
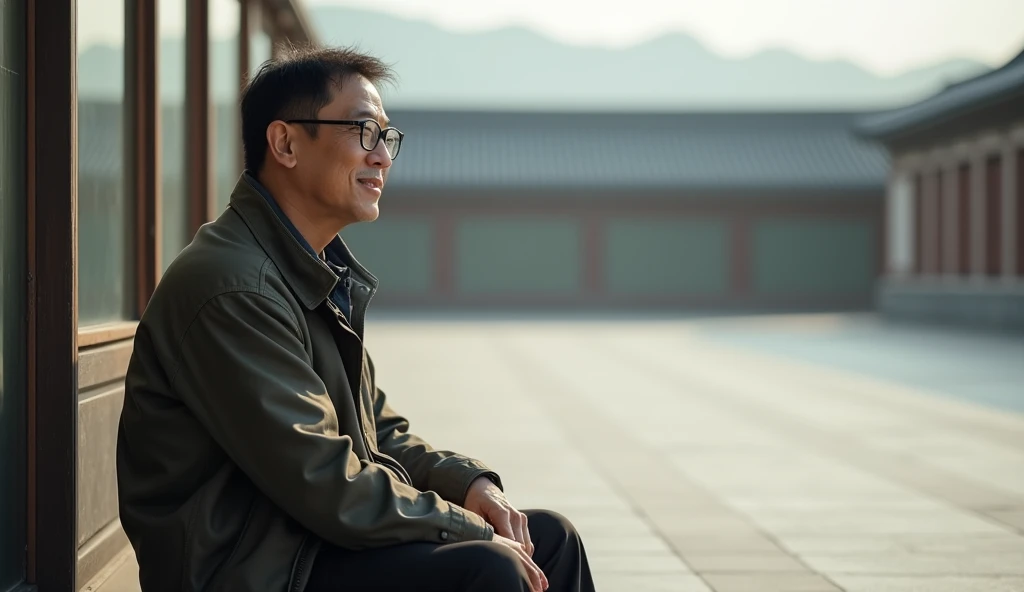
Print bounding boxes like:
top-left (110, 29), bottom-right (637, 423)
top-left (355, 204), bottom-right (380, 223)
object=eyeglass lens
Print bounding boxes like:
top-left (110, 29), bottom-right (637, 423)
top-left (360, 120), bottom-right (402, 159)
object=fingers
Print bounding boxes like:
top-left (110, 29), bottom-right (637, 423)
top-left (511, 510), bottom-right (528, 549)
top-left (491, 508), bottom-right (516, 541)
top-left (514, 542), bottom-right (547, 592)
top-left (519, 512), bottom-right (535, 556)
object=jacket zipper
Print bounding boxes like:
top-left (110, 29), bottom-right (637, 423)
top-left (289, 535), bottom-right (313, 592)
top-left (325, 298), bottom-right (412, 486)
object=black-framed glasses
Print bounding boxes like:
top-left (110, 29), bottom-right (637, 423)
top-left (286, 119), bottom-right (404, 160)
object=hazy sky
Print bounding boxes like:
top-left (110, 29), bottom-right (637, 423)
top-left (308, 0), bottom-right (1024, 75)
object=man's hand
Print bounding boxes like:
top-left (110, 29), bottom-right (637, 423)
top-left (492, 534), bottom-right (548, 592)
top-left (464, 477), bottom-right (535, 555)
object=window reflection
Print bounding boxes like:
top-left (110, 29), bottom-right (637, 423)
top-left (78, 0), bottom-right (133, 323)
top-left (210, 0), bottom-right (241, 215)
top-left (0, 0), bottom-right (28, 586)
top-left (160, 0), bottom-right (188, 271)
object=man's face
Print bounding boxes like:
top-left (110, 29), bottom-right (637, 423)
top-left (291, 75), bottom-right (392, 226)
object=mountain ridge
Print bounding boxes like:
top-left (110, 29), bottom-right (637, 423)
top-left (76, 5), bottom-right (993, 110)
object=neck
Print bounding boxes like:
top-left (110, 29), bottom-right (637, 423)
top-left (256, 169), bottom-right (342, 254)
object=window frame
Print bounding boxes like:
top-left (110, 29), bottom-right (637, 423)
top-left (21, 0), bottom-right (309, 587)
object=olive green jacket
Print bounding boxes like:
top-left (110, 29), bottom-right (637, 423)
top-left (117, 176), bottom-right (498, 592)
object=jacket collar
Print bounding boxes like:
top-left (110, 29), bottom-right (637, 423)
top-left (227, 173), bottom-right (379, 310)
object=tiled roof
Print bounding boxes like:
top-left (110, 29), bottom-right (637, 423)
top-left (384, 110), bottom-right (888, 192)
top-left (77, 105), bottom-right (888, 194)
top-left (856, 48), bottom-right (1024, 141)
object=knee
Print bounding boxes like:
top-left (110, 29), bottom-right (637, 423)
top-left (462, 541), bottom-right (532, 591)
top-left (527, 509), bottom-right (581, 545)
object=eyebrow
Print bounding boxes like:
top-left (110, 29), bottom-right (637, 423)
top-left (351, 109), bottom-right (390, 127)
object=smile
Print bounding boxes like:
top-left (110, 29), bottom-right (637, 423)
top-left (358, 178), bottom-right (383, 190)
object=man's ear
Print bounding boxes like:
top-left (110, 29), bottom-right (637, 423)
top-left (266, 121), bottom-right (298, 169)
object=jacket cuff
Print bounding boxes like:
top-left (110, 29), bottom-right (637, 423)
top-left (453, 464), bottom-right (504, 506)
top-left (445, 504), bottom-right (494, 544)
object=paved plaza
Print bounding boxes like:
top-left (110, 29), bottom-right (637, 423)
top-left (92, 314), bottom-right (1024, 592)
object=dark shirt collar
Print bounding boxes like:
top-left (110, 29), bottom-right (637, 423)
top-left (244, 171), bottom-right (329, 262)
top-left (237, 172), bottom-right (379, 320)
top-left (239, 171), bottom-right (377, 288)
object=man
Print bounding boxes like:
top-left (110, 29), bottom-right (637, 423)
top-left (117, 46), bottom-right (595, 592)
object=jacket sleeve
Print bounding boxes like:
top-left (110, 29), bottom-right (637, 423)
top-left (170, 289), bottom-right (494, 549)
top-left (367, 352), bottom-right (504, 506)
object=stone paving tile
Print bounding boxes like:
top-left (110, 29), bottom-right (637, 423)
top-left (702, 573), bottom-right (842, 591)
top-left (775, 533), bottom-right (1024, 555)
top-left (590, 553), bottom-right (692, 574)
top-left (987, 510), bottom-right (1024, 532)
top-left (867, 435), bottom-right (1024, 497)
top-left (594, 573), bottom-right (713, 592)
top-left (568, 513), bottom-right (659, 536)
top-left (583, 535), bottom-right (676, 556)
top-left (684, 552), bottom-right (809, 573)
top-left (727, 498), bottom-right (952, 512)
top-left (654, 515), bottom-right (761, 535)
top-left (665, 535), bottom-right (783, 554)
top-left (744, 508), bottom-right (1012, 536)
top-left (802, 551), bottom-right (1024, 575)
top-left (830, 575), bottom-right (1024, 592)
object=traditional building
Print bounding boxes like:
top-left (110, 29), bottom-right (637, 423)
top-left (343, 110), bottom-right (889, 312)
top-left (858, 49), bottom-right (1024, 330)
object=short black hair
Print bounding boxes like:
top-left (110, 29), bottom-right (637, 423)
top-left (240, 44), bottom-right (395, 173)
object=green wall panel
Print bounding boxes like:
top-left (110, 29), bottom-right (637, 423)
top-left (753, 218), bottom-right (875, 295)
top-left (605, 219), bottom-right (728, 295)
top-left (457, 218), bottom-right (581, 294)
top-left (340, 218), bottom-right (434, 294)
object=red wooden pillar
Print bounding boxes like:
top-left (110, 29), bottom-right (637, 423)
top-left (581, 212), bottom-right (604, 301)
top-left (1017, 149), bottom-right (1024, 276)
top-left (435, 215), bottom-right (456, 298)
top-left (985, 156), bottom-right (1002, 276)
top-left (731, 213), bottom-right (751, 297)
top-left (914, 173), bottom-right (924, 275)
top-left (934, 169), bottom-right (944, 274)
top-left (957, 163), bottom-right (971, 275)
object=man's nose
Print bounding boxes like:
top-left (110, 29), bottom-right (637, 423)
top-left (367, 141), bottom-right (392, 168)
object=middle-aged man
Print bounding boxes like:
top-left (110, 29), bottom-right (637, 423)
top-left (117, 45), bottom-right (596, 592)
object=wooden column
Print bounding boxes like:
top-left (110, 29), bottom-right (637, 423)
top-left (1001, 143), bottom-right (1017, 278)
top-left (931, 169), bottom-right (943, 275)
top-left (730, 213), bottom-right (751, 297)
top-left (435, 216), bottom-right (456, 297)
top-left (956, 163), bottom-right (971, 275)
top-left (132, 0), bottom-right (160, 308)
top-left (239, 0), bottom-right (251, 171)
top-left (941, 163), bottom-right (957, 275)
top-left (1017, 149), bottom-right (1024, 276)
top-left (970, 152), bottom-right (986, 276)
top-left (582, 212), bottom-right (605, 301)
top-left (985, 155), bottom-right (1002, 276)
top-left (27, 0), bottom-right (79, 587)
top-left (186, 0), bottom-right (211, 232)
top-left (913, 173), bottom-right (925, 275)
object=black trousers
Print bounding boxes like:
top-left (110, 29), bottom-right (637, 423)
top-left (306, 509), bottom-right (596, 592)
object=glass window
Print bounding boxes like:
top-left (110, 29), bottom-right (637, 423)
top-left (210, 0), bottom-right (241, 216)
top-left (250, 25), bottom-right (272, 80)
top-left (0, 0), bottom-right (28, 587)
top-left (78, 0), bottom-right (134, 323)
top-left (160, 0), bottom-right (188, 271)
